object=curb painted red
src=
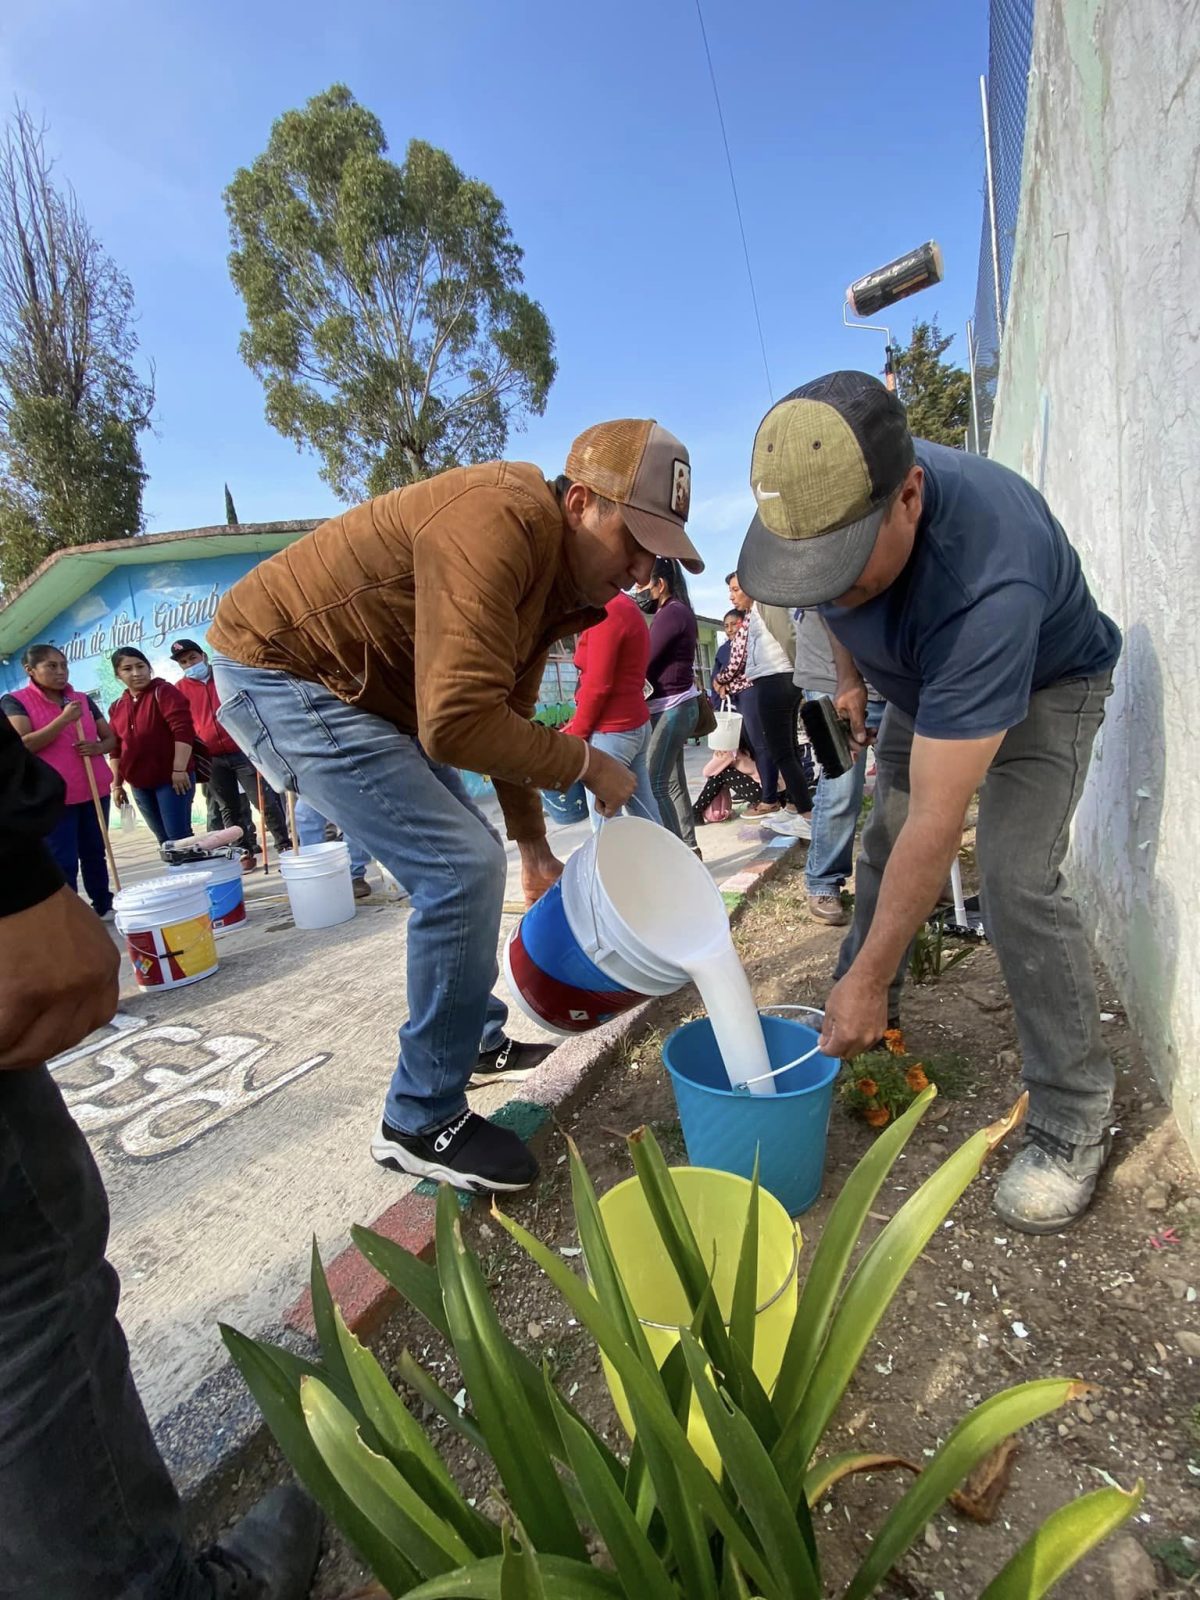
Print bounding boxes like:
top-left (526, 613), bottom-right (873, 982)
top-left (282, 835), bottom-right (796, 1344)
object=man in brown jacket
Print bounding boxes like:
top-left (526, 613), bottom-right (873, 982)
top-left (209, 420), bottom-right (702, 1193)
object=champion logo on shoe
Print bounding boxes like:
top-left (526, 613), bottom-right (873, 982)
top-left (433, 1112), bottom-right (472, 1154)
top-left (491, 1039), bottom-right (513, 1071)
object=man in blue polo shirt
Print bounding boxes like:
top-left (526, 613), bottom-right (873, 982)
top-left (739, 371), bottom-right (1122, 1234)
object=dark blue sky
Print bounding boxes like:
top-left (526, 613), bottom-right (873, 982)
top-left (2, 0), bottom-right (987, 615)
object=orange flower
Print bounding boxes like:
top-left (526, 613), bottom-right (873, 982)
top-left (864, 1105), bottom-right (891, 1127)
top-left (905, 1065), bottom-right (930, 1092)
top-left (883, 1028), bottom-right (907, 1056)
top-left (856, 1077), bottom-right (879, 1098)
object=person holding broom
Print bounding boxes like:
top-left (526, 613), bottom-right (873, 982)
top-left (209, 420), bottom-right (703, 1196)
top-left (2, 643), bottom-right (118, 920)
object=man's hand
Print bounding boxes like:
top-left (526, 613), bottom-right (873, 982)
top-left (519, 838), bottom-right (564, 908)
top-left (0, 887), bottom-right (120, 1070)
top-left (818, 967), bottom-right (889, 1060)
top-left (112, 783), bottom-right (128, 810)
top-left (583, 747), bottom-right (637, 817)
top-left (833, 679), bottom-right (870, 754)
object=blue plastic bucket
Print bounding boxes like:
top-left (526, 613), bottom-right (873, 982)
top-left (662, 1013), bottom-right (840, 1215)
top-left (504, 875), bottom-right (648, 1036)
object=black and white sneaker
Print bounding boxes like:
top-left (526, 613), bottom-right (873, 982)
top-left (371, 1110), bottom-right (539, 1193)
top-left (469, 1036), bottom-right (556, 1089)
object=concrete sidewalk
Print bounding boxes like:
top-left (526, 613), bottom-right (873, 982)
top-left (51, 746), bottom-right (796, 1434)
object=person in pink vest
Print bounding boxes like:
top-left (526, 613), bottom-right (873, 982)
top-left (1, 643), bottom-right (117, 919)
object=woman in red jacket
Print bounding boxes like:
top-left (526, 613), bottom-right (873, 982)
top-left (107, 647), bottom-right (197, 843)
top-left (561, 591), bottom-right (660, 830)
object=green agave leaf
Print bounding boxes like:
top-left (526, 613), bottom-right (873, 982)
top-left (220, 1325), bottom-right (417, 1596)
top-left (844, 1377), bottom-right (1087, 1600)
top-left (309, 1238), bottom-right (356, 1401)
top-left (356, 1214), bottom-right (625, 1487)
top-left (493, 1201), bottom-right (775, 1597)
top-left (500, 1524), bottom-right (547, 1600)
top-left (728, 1155), bottom-right (761, 1366)
top-left (435, 1187), bottom-right (589, 1562)
top-left (568, 1136), bottom-right (659, 1374)
top-left (302, 1375), bottom-right (472, 1577)
top-left (352, 1222), bottom-right (451, 1340)
top-left (680, 1333), bottom-right (820, 1600)
top-left (403, 1554), bottom-right (623, 1598)
top-left (547, 1375), bottom-right (676, 1600)
top-left (803, 1450), bottom-right (915, 1505)
top-left (397, 1347), bottom-right (489, 1456)
top-left (773, 1086), bottom-right (936, 1424)
top-left (774, 1095), bottom-right (1027, 1486)
top-left (979, 1481), bottom-right (1144, 1599)
top-left (331, 1306), bottom-right (501, 1559)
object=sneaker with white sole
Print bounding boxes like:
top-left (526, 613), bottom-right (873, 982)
top-left (993, 1126), bottom-right (1111, 1234)
top-left (762, 812), bottom-right (812, 840)
top-left (371, 1109), bottom-right (539, 1193)
top-left (469, 1036), bottom-right (555, 1088)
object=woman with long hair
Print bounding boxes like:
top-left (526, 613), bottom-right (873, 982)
top-left (107, 647), bottom-right (197, 843)
top-left (638, 557), bottom-right (702, 852)
top-left (1, 644), bottom-right (118, 917)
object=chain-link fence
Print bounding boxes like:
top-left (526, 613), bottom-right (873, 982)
top-left (969, 0), bottom-right (1036, 452)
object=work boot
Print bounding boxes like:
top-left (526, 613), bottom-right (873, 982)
top-left (195, 1485), bottom-right (322, 1598)
top-left (469, 1036), bottom-right (555, 1088)
top-left (372, 1109), bottom-right (539, 1193)
top-left (993, 1126), bottom-right (1112, 1235)
top-left (807, 892), bottom-right (848, 926)
top-left (352, 876), bottom-right (372, 900)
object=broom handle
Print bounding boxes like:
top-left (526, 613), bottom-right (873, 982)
top-left (77, 730), bottom-right (122, 893)
top-left (256, 769), bottom-right (269, 874)
top-left (287, 789), bottom-right (299, 853)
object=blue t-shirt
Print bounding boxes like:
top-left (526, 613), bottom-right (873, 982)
top-left (821, 441), bottom-right (1121, 739)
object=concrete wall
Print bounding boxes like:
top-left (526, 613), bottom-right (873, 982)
top-left (989, 0), bottom-right (1200, 1152)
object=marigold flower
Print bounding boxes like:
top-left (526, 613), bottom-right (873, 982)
top-left (883, 1028), bottom-right (907, 1056)
top-left (864, 1105), bottom-right (891, 1127)
top-left (855, 1077), bottom-right (879, 1098)
top-left (905, 1065), bottom-right (930, 1092)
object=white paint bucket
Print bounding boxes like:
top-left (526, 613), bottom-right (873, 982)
top-left (278, 841), bottom-right (356, 930)
top-left (168, 857), bottom-right (246, 934)
top-left (113, 873), bottom-right (219, 990)
top-left (561, 817), bottom-right (772, 1091)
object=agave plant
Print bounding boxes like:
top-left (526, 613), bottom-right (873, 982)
top-left (222, 1087), bottom-right (1142, 1597)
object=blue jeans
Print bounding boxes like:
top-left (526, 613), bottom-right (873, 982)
top-left (586, 725), bottom-right (658, 830)
top-left (45, 797), bottom-right (113, 915)
top-left (130, 780), bottom-right (195, 845)
top-left (804, 695), bottom-right (885, 896)
top-left (212, 658), bottom-right (508, 1136)
top-left (294, 798), bottom-right (372, 880)
top-left (648, 697), bottom-right (700, 849)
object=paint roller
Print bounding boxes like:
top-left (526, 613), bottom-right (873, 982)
top-left (843, 240), bottom-right (944, 391)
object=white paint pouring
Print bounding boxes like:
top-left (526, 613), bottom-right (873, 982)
top-left (570, 817), bottom-right (774, 1094)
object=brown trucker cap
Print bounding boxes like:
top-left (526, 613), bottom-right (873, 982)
top-left (566, 419), bottom-right (704, 574)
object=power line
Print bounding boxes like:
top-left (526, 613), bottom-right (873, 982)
top-left (693, 0), bottom-right (774, 403)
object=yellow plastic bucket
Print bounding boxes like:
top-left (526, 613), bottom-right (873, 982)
top-left (596, 1166), bottom-right (800, 1476)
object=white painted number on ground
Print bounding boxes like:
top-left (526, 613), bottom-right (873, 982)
top-left (48, 1013), bottom-right (330, 1159)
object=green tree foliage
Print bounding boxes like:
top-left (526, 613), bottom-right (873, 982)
top-left (0, 106), bottom-right (153, 588)
top-left (224, 482), bottom-right (239, 525)
top-left (893, 317), bottom-right (972, 448)
top-left (224, 85), bottom-right (557, 502)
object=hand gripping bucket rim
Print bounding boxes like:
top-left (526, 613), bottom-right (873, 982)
top-left (662, 1008), bottom-right (841, 1216)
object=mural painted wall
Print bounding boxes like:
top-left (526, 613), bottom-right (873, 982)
top-left (0, 553), bottom-right (261, 709)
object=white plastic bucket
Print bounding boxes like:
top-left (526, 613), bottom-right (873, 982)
top-left (560, 817), bottom-right (729, 991)
top-left (278, 841), bottom-right (356, 930)
top-left (113, 872), bottom-right (218, 990)
top-left (708, 701), bottom-right (743, 753)
top-left (168, 857), bottom-right (246, 934)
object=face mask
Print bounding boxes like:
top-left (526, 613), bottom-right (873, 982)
top-left (184, 661), bottom-right (211, 681)
top-left (635, 588), bottom-right (658, 615)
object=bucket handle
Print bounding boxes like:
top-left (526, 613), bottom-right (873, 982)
top-left (580, 796), bottom-right (665, 963)
top-left (739, 1004), bottom-right (829, 1088)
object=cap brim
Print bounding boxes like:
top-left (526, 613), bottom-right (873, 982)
top-left (623, 503), bottom-right (705, 575)
top-left (737, 505), bottom-right (884, 607)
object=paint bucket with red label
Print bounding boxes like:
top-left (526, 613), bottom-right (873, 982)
top-left (114, 873), bottom-right (219, 990)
